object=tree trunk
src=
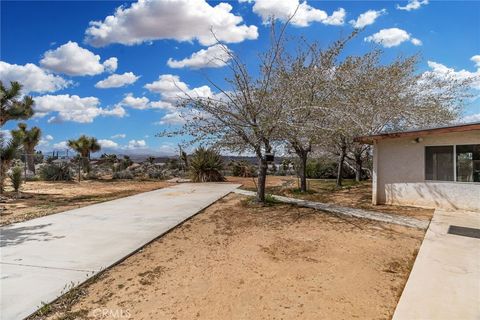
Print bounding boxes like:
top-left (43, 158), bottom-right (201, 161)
top-left (298, 153), bottom-right (308, 192)
top-left (256, 157), bottom-right (268, 203)
top-left (0, 162), bottom-right (6, 194)
top-left (354, 155), bottom-right (362, 182)
top-left (336, 139), bottom-right (347, 188)
top-left (26, 148), bottom-right (35, 174)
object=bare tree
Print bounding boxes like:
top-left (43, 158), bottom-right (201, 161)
top-left (331, 51), bottom-right (474, 186)
top-left (274, 33), bottom-right (356, 192)
top-left (162, 22), bottom-right (292, 202)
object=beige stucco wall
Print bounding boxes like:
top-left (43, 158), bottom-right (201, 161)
top-left (374, 130), bottom-right (480, 211)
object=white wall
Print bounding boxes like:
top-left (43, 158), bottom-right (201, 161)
top-left (374, 131), bottom-right (480, 211)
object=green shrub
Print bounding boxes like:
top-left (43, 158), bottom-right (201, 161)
top-left (148, 169), bottom-right (165, 180)
top-left (9, 166), bottom-right (23, 192)
top-left (304, 158), bottom-right (338, 179)
top-left (39, 162), bottom-right (72, 181)
top-left (189, 147), bottom-right (225, 182)
top-left (231, 160), bottom-right (255, 177)
top-left (112, 170), bottom-right (133, 179)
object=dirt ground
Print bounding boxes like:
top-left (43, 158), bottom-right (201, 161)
top-left (0, 180), bottom-right (172, 226)
top-left (38, 193), bottom-right (424, 320)
top-left (227, 176), bottom-right (434, 221)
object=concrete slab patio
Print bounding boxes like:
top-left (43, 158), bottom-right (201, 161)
top-left (393, 209), bottom-right (480, 320)
top-left (0, 183), bottom-right (240, 320)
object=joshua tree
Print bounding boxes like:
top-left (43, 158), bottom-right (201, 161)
top-left (146, 156), bottom-right (156, 164)
top-left (67, 135), bottom-right (101, 171)
top-left (189, 147), bottom-right (225, 182)
top-left (0, 134), bottom-right (21, 193)
top-left (9, 166), bottom-right (23, 195)
top-left (0, 81), bottom-right (34, 126)
top-left (11, 123), bottom-right (42, 174)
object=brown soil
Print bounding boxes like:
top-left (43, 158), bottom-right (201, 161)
top-left (227, 176), bottom-right (434, 221)
top-left (38, 193), bottom-right (424, 320)
top-left (0, 180), bottom-right (173, 226)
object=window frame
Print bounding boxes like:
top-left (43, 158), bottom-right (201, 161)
top-left (424, 144), bottom-right (480, 184)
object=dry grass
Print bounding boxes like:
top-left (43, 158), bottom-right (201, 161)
top-left (36, 194), bottom-right (424, 320)
top-left (0, 180), bottom-right (173, 226)
top-left (227, 176), bottom-right (434, 221)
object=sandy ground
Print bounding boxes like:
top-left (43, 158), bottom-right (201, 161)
top-left (0, 180), bottom-right (173, 226)
top-left (227, 176), bottom-right (434, 221)
top-left (37, 193), bottom-right (424, 320)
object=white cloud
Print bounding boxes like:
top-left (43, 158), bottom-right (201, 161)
top-left (426, 59), bottom-right (480, 90)
top-left (396, 0), bottom-right (428, 11)
top-left (126, 139), bottom-right (147, 150)
top-left (53, 141), bottom-right (68, 149)
top-left (251, 0), bottom-right (345, 27)
top-left (84, 0), bottom-right (258, 47)
top-left (119, 93), bottom-right (150, 110)
top-left (40, 41), bottom-right (118, 76)
top-left (471, 55), bottom-right (480, 68)
top-left (349, 9), bottom-right (386, 28)
top-left (39, 134), bottom-right (54, 146)
top-left (167, 44), bottom-right (232, 69)
top-left (0, 61), bottom-right (70, 94)
top-left (462, 113), bottom-right (480, 123)
top-left (364, 28), bottom-right (421, 48)
top-left (34, 94), bottom-right (126, 123)
top-left (111, 133), bottom-right (126, 139)
top-left (1, 129), bottom-right (12, 140)
top-left (98, 139), bottom-right (119, 148)
top-left (95, 72), bottom-right (139, 88)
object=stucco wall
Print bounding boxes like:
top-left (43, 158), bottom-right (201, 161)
top-left (374, 131), bottom-right (480, 211)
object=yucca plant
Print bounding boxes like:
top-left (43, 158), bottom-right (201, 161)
top-left (9, 166), bottom-right (23, 194)
top-left (189, 147), bottom-right (225, 182)
top-left (0, 134), bottom-right (21, 193)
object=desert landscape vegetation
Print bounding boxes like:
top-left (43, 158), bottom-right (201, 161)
top-left (1, 1), bottom-right (478, 319)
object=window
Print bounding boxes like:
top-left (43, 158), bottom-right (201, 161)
top-left (456, 144), bottom-right (480, 182)
top-left (425, 144), bottom-right (480, 182)
top-left (425, 146), bottom-right (454, 181)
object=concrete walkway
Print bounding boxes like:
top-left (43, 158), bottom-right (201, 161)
top-left (234, 189), bottom-right (429, 229)
top-left (393, 209), bottom-right (480, 320)
top-left (0, 183), bottom-right (240, 320)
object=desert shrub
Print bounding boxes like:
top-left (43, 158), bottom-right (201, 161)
top-left (148, 169), bottom-right (165, 180)
top-left (189, 147), bottom-right (225, 182)
top-left (112, 170), bottom-right (133, 179)
top-left (9, 166), bottom-right (23, 192)
top-left (39, 162), bottom-right (72, 181)
top-left (304, 158), bottom-right (338, 179)
top-left (231, 160), bottom-right (255, 177)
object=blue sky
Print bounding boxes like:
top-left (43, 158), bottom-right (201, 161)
top-left (1, 0), bottom-right (479, 156)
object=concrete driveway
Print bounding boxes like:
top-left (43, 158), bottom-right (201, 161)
top-left (0, 183), bottom-right (240, 320)
top-left (393, 209), bottom-right (480, 320)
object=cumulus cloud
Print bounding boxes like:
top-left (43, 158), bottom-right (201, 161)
top-left (118, 93), bottom-right (150, 110)
top-left (95, 72), bottom-right (139, 88)
top-left (471, 55), bottom-right (480, 68)
top-left (462, 113), bottom-right (480, 123)
top-left (251, 0), bottom-right (345, 27)
top-left (111, 133), bottom-right (126, 139)
top-left (349, 9), bottom-right (386, 28)
top-left (53, 141), bottom-right (68, 149)
top-left (39, 134), bottom-right (54, 147)
top-left (0, 61), bottom-right (70, 94)
top-left (34, 94), bottom-right (126, 123)
top-left (40, 41), bottom-right (118, 76)
top-left (98, 139), bottom-right (119, 148)
top-left (364, 28), bottom-right (421, 47)
top-left (84, 0), bottom-right (258, 47)
top-left (396, 0), bottom-right (428, 11)
top-left (126, 139), bottom-right (147, 150)
top-left (167, 45), bottom-right (232, 69)
top-left (145, 74), bottom-right (216, 125)
top-left (425, 58), bottom-right (480, 90)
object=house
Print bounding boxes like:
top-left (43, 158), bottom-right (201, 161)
top-left (355, 122), bottom-right (480, 212)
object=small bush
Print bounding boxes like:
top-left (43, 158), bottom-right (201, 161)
top-left (189, 147), bottom-right (225, 182)
top-left (231, 160), bottom-right (255, 177)
top-left (148, 169), bottom-right (165, 180)
top-left (9, 166), bottom-right (23, 193)
top-left (39, 163), bottom-right (72, 181)
top-left (112, 170), bottom-right (133, 179)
